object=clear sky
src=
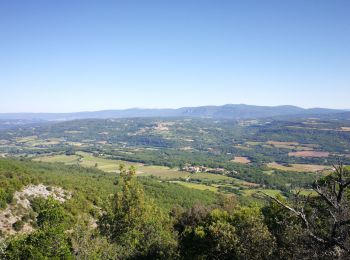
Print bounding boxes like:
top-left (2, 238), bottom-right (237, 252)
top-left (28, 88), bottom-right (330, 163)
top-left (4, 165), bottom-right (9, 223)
top-left (0, 0), bottom-right (349, 113)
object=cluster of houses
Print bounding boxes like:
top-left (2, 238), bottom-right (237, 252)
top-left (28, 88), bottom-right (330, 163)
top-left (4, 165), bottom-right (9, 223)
top-left (181, 164), bottom-right (227, 174)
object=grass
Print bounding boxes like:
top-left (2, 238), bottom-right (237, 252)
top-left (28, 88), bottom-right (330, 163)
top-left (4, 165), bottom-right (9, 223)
top-left (267, 162), bottom-right (330, 173)
top-left (15, 136), bottom-right (38, 143)
top-left (138, 166), bottom-right (189, 179)
top-left (263, 170), bottom-right (275, 175)
top-left (242, 188), bottom-right (283, 197)
top-left (171, 181), bottom-right (219, 192)
top-left (34, 152), bottom-right (189, 179)
top-left (267, 141), bottom-right (299, 146)
top-left (190, 172), bottom-right (233, 181)
top-left (288, 151), bottom-right (330, 158)
top-left (231, 156), bottom-right (251, 164)
top-left (66, 142), bottom-right (85, 147)
top-left (34, 154), bottom-right (81, 164)
top-left (77, 152), bottom-right (130, 172)
top-left (64, 130), bottom-right (83, 134)
top-left (24, 138), bottom-right (64, 147)
top-left (256, 141), bottom-right (315, 151)
top-left (291, 189), bottom-right (318, 196)
top-left (245, 141), bottom-right (262, 146)
top-left (295, 146), bottom-right (314, 151)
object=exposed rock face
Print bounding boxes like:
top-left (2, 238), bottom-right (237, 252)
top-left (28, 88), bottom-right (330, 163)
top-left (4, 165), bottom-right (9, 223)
top-left (0, 184), bottom-right (71, 236)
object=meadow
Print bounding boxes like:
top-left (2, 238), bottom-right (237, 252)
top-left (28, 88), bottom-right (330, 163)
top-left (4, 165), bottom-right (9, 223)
top-left (33, 152), bottom-right (287, 197)
top-left (267, 162), bottom-right (331, 173)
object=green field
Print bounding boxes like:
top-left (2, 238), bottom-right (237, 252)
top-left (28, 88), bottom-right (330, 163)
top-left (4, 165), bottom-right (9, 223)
top-left (138, 166), bottom-right (189, 179)
top-left (170, 181), bottom-right (219, 192)
top-left (190, 172), bottom-right (233, 181)
top-left (33, 152), bottom-right (263, 195)
top-left (267, 162), bottom-right (331, 173)
top-left (242, 188), bottom-right (283, 197)
top-left (35, 154), bottom-right (82, 164)
top-left (34, 152), bottom-right (191, 179)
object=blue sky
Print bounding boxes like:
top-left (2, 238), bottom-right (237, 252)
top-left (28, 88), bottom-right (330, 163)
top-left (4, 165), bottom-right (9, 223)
top-left (0, 0), bottom-right (349, 112)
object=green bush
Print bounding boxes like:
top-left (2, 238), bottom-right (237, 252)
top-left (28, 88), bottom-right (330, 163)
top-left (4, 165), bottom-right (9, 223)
top-left (12, 220), bottom-right (24, 231)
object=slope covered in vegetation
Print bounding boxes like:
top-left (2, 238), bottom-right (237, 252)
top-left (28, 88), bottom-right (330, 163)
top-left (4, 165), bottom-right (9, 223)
top-left (1, 158), bottom-right (350, 258)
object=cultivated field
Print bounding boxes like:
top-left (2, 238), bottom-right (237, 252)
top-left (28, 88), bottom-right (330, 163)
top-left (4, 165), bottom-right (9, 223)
top-left (190, 172), bottom-right (233, 181)
top-left (35, 154), bottom-right (82, 164)
top-left (232, 156), bottom-right (251, 164)
top-left (32, 152), bottom-right (266, 196)
top-left (171, 181), bottom-right (219, 192)
top-left (288, 151), bottom-right (330, 157)
top-left (267, 141), bottom-right (299, 146)
top-left (267, 162), bottom-right (331, 172)
top-left (34, 152), bottom-right (190, 179)
top-left (137, 166), bottom-right (189, 180)
top-left (242, 188), bottom-right (283, 197)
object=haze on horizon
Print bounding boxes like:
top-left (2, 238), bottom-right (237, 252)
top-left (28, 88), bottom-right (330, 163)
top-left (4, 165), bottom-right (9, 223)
top-left (1, 0), bottom-right (349, 113)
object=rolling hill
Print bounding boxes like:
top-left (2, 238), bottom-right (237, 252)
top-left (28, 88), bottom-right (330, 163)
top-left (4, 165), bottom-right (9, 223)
top-left (0, 104), bottom-right (346, 121)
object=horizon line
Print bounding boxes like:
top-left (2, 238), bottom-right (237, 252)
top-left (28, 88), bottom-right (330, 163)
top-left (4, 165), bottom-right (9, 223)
top-left (0, 103), bottom-right (349, 114)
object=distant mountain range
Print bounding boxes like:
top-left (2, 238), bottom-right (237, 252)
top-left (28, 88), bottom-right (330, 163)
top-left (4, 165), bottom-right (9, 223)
top-left (0, 104), bottom-right (348, 121)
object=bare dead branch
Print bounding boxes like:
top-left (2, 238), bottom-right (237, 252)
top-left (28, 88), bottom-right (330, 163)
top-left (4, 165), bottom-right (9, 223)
top-left (259, 191), bottom-right (327, 244)
top-left (313, 183), bottom-right (337, 209)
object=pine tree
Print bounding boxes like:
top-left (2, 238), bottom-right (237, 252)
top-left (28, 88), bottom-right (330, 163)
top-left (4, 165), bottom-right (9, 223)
top-left (98, 164), bottom-right (178, 258)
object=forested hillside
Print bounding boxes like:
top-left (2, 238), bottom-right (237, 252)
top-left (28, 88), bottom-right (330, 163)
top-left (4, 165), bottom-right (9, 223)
top-left (1, 158), bottom-right (350, 258)
top-left (0, 104), bottom-right (345, 121)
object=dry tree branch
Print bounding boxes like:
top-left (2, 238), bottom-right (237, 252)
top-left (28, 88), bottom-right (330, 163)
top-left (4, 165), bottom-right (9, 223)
top-left (259, 191), bottom-right (326, 244)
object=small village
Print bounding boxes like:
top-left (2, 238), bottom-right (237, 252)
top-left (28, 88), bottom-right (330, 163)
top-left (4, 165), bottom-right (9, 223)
top-left (181, 163), bottom-right (231, 175)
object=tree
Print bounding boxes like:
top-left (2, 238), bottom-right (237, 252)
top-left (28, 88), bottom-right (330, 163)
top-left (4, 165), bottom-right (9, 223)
top-left (262, 194), bottom-right (308, 259)
top-left (176, 205), bottom-right (275, 259)
top-left (98, 164), bottom-right (177, 259)
top-left (231, 206), bottom-right (275, 260)
top-left (36, 196), bottom-right (68, 228)
top-left (71, 223), bottom-right (119, 260)
top-left (5, 227), bottom-right (73, 259)
top-left (186, 209), bottom-right (239, 259)
top-left (262, 162), bottom-right (350, 258)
